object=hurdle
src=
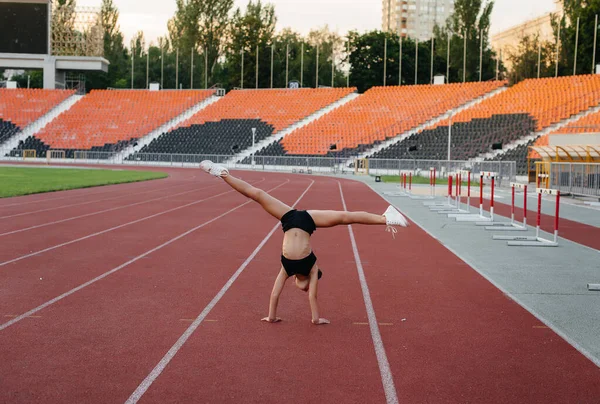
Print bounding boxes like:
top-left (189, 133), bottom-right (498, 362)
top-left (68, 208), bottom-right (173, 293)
top-left (450, 171), bottom-right (496, 222)
top-left (409, 167), bottom-right (436, 200)
top-left (458, 170), bottom-right (473, 214)
top-left (487, 182), bottom-right (528, 233)
top-left (428, 174), bottom-right (457, 210)
top-left (397, 172), bottom-right (412, 196)
top-left (494, 188), bottom-right (560, 247)
top-left (383, 171), bottom-right (414, 197)
top-left (438, 171), bottom-right (473, 215)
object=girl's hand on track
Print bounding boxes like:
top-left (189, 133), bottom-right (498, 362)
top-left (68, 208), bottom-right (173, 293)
top-left (261, 317), bottom-right (282, 323)
top-left (311, 318), bottom-right (330, 325)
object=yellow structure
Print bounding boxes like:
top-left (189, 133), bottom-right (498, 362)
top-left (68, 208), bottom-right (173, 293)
top-left (23, 150), bottom-right (36, 159)
top-left (47, 150), bottom-right (66, 161)
top-left (354, 158), bottom-right (369, 175)
top-left (530, 145), bottom-right (600, 186)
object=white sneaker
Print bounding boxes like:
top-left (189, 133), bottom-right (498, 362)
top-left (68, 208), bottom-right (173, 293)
top-left (383, 205), bottom-right (409, 227)
top-left (199, 160), bottom-right (229, 177)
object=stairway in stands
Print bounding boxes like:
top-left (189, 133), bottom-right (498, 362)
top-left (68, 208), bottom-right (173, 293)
top-left (116, 93), bottom-right (221, 162)
top-left (1, 90), bottom-right (82, 157)
top-left (231, 92), bottom-right (359, 164)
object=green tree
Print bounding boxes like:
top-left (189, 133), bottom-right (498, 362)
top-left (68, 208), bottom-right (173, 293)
top-left (305, 26), bottom-right (348, 88)
top-left (507, 34), bottom-right (555, 83)
top-left (348, 30), bottom-right (444, 93)
top-left (168, 0), bottom-right (234, 89)
top-left (556, 0), bottom-right (600, 76)
top-left (197, 0), bottom-right (234, 86)
top-left (434, 0), bottom-right (502, 82)
top-left (224, 0), bottom-right (277, 90)
top-left (4, 71), bottom-right (44, 88)
top-left (130, 31), bottom-right (148, 89)
top-left (86, 0), bottom-right (130, 90)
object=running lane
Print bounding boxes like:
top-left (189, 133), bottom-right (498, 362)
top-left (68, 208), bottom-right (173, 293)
top-left (0, 177), bottom-right (270, 316)
top-left (0, 179), bottom-right (232, 260)
top-left (0, 173), bottom-right (311, 403)
top-left (134, 177), bottom-right (391, 403)
top-left (470, 194), bottom-right (600, 250)
top-left (342, 180), bottom-right (600, 403)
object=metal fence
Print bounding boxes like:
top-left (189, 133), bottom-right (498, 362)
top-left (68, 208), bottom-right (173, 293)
top-left (2, 151), bottom-right (517, 184)
top-left (548, 162), bottom-right (600, 197)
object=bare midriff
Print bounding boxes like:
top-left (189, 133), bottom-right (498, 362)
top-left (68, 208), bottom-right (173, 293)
top-left (282, 228), bottom-right (312, 260)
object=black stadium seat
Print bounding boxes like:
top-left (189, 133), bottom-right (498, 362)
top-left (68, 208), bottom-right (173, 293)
top-left (0, 119), bottom-right (21, 145)
top-left (136, 119), bottom-right (274, 156)
top-left (369, 114), bottom-right (536, 162)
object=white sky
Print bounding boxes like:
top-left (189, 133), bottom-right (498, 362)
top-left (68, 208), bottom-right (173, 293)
top-left (77, 0), bottom-right (560, 45)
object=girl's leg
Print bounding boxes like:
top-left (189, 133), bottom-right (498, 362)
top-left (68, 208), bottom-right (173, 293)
top-left (307, 210), bottom-right (385, 228)
top-left (223, 174), bottom-right (291, 220)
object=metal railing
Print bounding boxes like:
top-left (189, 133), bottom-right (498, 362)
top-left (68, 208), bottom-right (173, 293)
top-left (1, 151), bottom-right (517, 183)
top-left (548, 162), bottom-right (600, 197)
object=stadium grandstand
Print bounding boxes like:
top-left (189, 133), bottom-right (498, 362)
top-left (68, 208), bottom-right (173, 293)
top-left (9, 89), bottom-right (215, 158)
top-left (2, 76), bottom-right (600, 174)
top-left (248, 81), bottom-right (505, 159)
top-left (134, 88), bottom-right (356, 157)
top-left (367, 75), bottom-right (600, 175)
top-left (0, 88), bottom-right (75, 144)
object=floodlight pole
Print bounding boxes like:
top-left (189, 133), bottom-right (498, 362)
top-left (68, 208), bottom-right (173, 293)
top-left (131, 46), bottom-right (134, 89)
top-left (415, 38), bottom-right (418, 85)
top-left (251, 127), bottom-right (256, 165)
top-left (574, 17), bottom-right (580, 75)
top-left (383, 37), bottom-right (387, 86)
top-left (593, 14), bottom-right (598, 74)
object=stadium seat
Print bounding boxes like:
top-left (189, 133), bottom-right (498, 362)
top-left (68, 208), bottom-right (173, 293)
top-left (252, 81), bottom-right (505, 157)
top-left (0, 88), bottom-right (74, 146)
top-left (137, 88), bottom-right (356, 156)
top-left (11, 89), bottom-right (215, 157)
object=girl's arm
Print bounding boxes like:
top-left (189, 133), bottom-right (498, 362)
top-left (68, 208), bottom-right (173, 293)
top-left (262, 267), bottom-right (288, 322)
top-left (308, 267), bottom-right (329, 325)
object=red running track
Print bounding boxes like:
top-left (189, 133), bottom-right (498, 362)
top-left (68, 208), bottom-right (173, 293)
top-left (0, 169), bottom-right (599, 403)
top-left (468, 193), bottom-right (600, 250)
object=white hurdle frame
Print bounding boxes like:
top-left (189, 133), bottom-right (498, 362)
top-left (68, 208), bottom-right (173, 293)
top-left (439, 170), bottom-right (472, 215)
top-left (428, 174), bottom-right (456, 210)
top-left (450, 171), bottom-right (495, 222)
top-left (495, 188), bottom-right (561, 247)
top-left (410, 168), bottom-right (436, 200)
top-left (487, 182), bottom-right (528, 233)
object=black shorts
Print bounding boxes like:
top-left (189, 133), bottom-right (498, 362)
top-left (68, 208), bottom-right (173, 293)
top-left (281, 252), bottom-right (322, 279)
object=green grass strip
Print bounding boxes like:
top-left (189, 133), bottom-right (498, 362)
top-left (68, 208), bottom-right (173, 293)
top-left (0, 167), bottom-right (168, 198)
top-left (379, 175), bottom-right (480, 187)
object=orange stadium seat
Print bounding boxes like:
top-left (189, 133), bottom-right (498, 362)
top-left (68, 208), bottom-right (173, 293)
top-left (0, 88), bottom-right (75, 128)
top-left (34, 90), bottom-right (215, 150)
top-left (441, 75), bottom-right (600, 133)
top-left (178, 88), bottom-right (357, 132)
top-left (134, 88), bottom-right (358, 156)
top-left (279, 81), bottom-right (505, 155)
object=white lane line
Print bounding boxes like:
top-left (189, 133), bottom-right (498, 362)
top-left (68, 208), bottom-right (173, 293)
top-left (0, 181), bottom-right (227, 237)
top-left (0, 180), bottom-right (200, 220)
top-left (124, 179), bottom-right (314, 404)
top-left (375, 190), bottom-right (600, 369)
top-left (338, 181), bottom-right (399, 404)
top-left (0, 180), bottom-right (166, 209)
top-left (0, 179), bottom-right (295, 332)
top-left (0, 179), bottom-right (266, 268)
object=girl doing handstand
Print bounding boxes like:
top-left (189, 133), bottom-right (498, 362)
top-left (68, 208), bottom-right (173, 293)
top-left (199, 161), bottom-right (408, 325)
